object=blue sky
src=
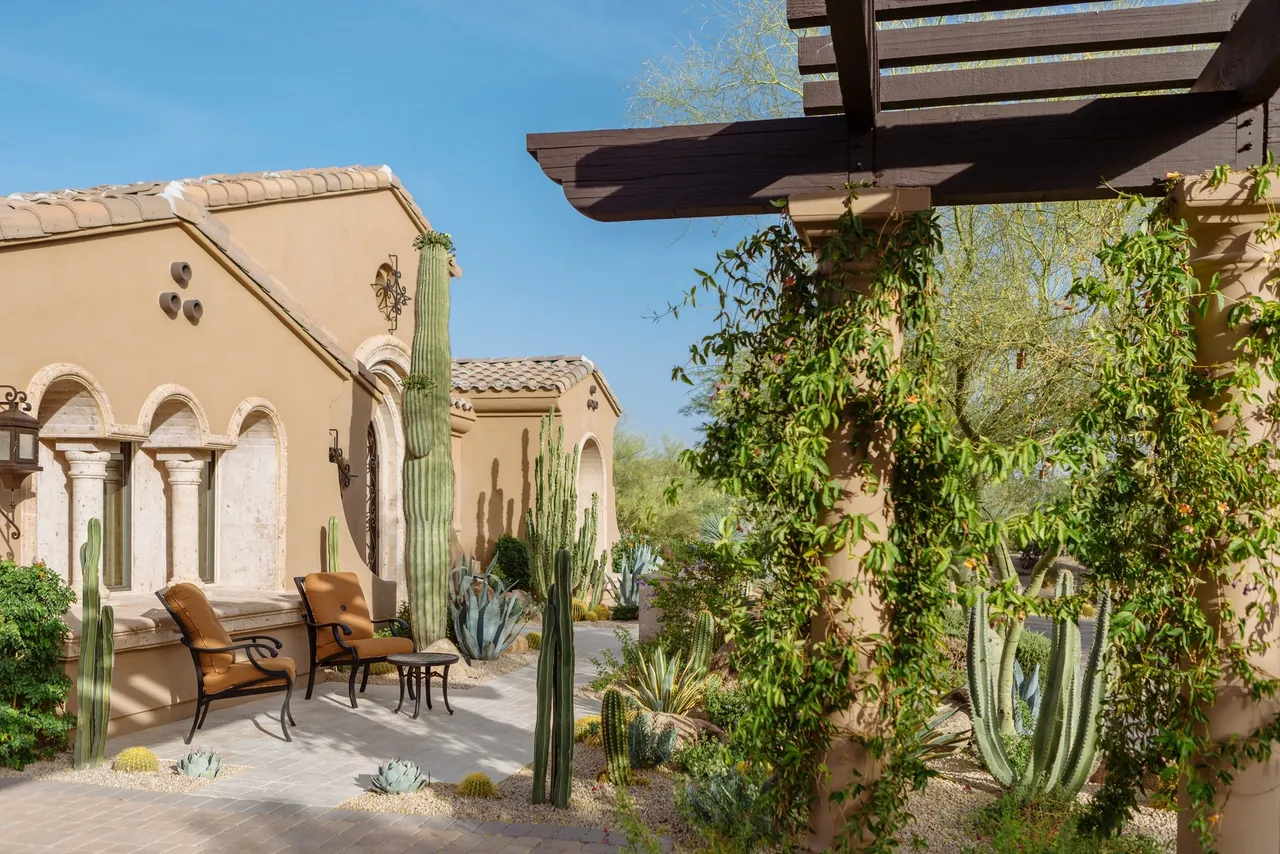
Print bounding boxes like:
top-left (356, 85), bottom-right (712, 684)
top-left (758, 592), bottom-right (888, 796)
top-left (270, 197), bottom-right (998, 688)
top-left (0, 1), bottom-right (756, 442)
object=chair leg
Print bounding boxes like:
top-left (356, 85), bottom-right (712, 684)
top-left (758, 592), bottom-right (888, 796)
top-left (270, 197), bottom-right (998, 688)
top-left (281, 682), bottom-right (295, 742)
top-left (197, 700), bottom-right (213, 731)
top-left (305, 660), bottom-right (317, 700)
top-left (347, 656), bottom-right (359, 709)
top-left (360, 662), bottom-right (371, 694)
top-left (185, 700), bottom-right (203, 745)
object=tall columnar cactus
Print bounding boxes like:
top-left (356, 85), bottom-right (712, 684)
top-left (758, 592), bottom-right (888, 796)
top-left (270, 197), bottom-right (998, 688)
top-left (524, 409), bottom-right (604, 604)
top-left (402, 231), bottom-right (457, 649)
top-left (326, 515), bottom-right (341, 573)
top-left (532, 548), bottom-right (576, 807)
top-left (74, 518), bottom-right (114, 770)
top-left (602, 688), bottom-right (631, 785)
top-left (968, 570), bottom-right (1112, 795)
top-left (689, 609), bottom-right (716, 674)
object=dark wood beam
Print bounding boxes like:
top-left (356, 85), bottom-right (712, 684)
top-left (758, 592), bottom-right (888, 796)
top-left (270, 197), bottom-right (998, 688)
top-left (804, 50), bottom-right (1213, 113)
top-left (788, 0), bottom-right (1085, 27)
top-left (526, 93), bottom-right (1257, 220)
top-left (799, 2), bottom-right (1241, 73)
top-left (1192, 0), bottom-right (1280, 104)
top-left (826, 1), bottom-right (879, 128)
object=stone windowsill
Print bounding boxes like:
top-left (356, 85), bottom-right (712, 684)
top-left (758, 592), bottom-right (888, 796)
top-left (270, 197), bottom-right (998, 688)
top-left (61, 586), bottom-right (304, 659)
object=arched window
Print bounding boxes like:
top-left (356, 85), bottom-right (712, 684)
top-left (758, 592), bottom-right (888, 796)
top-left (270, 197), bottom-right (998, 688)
top-left (366, 421), bottom-right (380, 576)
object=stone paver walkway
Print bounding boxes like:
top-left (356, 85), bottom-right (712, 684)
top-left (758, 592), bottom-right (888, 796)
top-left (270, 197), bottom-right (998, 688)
top-left (2, 626), bottom-right (640, 853)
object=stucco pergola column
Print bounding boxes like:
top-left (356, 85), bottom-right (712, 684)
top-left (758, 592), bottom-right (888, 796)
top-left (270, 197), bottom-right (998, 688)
top-left (1175, 175), bottom-right (1280, 854)
top-left (161, 456), bottom-right (206, 586)
top-left (63, 448), bottom-right (112, 596)
top-left (789, 187), bottom-right (933, 852)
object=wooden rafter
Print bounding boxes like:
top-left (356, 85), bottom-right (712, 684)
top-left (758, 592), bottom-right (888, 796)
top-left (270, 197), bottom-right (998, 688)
top-left (805, 50), bottom-right (1214, 112)
top-left (527, 93), bottom-right (1263, 221)
top-left (798, 2), bottom-right (1242, 73)
top-left (1192, 0), bottom-right (1280, 105)
top-left (826, 0), bottom-right (879, 129)
top-left (788, 0), bottom-right (1073, 27)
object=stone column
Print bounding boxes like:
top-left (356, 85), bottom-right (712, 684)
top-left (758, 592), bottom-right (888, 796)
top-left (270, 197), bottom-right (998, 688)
top-left (789, 188), bottom-right (932, 852)
top-left (64, 449), bottom-right (111, 594)
top-left (1175, 175), bottom-right (1280, 854)
top-left (162, 457), bottom-right (205, 585)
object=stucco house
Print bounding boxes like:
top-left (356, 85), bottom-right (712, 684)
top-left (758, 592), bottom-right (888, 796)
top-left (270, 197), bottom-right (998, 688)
top-left (0, 165), bottom-right (619, 734)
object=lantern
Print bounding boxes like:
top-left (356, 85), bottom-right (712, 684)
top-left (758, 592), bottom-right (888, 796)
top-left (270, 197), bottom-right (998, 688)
top-left (0, 386), bottom-right (41, 540)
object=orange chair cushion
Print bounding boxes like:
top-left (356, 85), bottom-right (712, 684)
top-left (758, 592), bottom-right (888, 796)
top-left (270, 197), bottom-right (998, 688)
top-left (203, 656), bottom-right (296, 695)
top-left (161, 583), bottom-right (235, 675)
top-left (301, 572), bottom-right (374, 659)
top-left (349, 636), bottom-right (414, 660)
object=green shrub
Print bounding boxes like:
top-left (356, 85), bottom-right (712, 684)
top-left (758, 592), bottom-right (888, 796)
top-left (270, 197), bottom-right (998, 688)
top-left (493, 535), bottom-right (530, 591)
top-left (1015, 631), bottom-right (1051, 672)
top-left (968, 790), bottom-right (1166, 853)
top-left (942, 606), bottom-right (966, 638)
top-left (648, 540), bottom-right (750, 651)
top-left (704, 678), bottom-right (749, 732)
top-left (611, 604), bottom-right (639, 621)
top-left (112, 747), bottom-right (159, 773)
top-left (0, 560), bottom-right (75, 770)
top-left (677, 752), bottom-right (781, 851)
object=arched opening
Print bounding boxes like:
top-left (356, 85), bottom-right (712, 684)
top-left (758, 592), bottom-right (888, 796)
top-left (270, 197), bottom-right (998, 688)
top-left (217, 410), bottom-right (281, 589)
top-left (577, 436), bottom-right (606, 554)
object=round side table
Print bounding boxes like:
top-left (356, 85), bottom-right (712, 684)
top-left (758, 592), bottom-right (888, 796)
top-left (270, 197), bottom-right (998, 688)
top-left (387, 652), bottom-right (459, 719)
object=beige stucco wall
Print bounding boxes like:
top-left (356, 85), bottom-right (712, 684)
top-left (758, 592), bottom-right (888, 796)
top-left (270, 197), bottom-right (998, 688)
top-left (457, 375), bottom-right (619, 565)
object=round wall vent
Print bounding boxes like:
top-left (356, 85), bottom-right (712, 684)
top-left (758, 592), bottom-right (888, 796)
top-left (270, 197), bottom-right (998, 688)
top-left (159, 292), bottom-right (182, 315)
top-left (183, 299), bottom-right (204, 322)
top-left (171, 261), bottom-right (192, 286)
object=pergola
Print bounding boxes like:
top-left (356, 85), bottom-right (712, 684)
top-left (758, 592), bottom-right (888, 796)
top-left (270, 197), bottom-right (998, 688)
top-left (526, 2), bottom-right (1280, 852)
top-left (528, 0), bottom-right (1280, 221)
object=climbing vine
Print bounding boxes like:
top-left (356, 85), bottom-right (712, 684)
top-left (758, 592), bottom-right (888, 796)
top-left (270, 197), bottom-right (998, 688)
top-left (672, 198), bottom-right (1043, 850)
top-left (1049, 168), bottom-right (1280, 849)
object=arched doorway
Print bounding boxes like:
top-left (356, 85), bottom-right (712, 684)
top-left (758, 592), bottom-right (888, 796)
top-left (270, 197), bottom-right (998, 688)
top-left (577, 436), bottom-right (606, 552)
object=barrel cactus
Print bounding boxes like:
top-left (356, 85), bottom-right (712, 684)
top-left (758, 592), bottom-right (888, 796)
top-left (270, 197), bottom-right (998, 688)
top-left (75, 518), bottom-right (114, 770)
top-left (111, 747), bottom-right (158, 773)
top-left (608, 543), bottom-right (662, 608)
top-left (176, 748), bottom-right (222, 779)
top-left (531, 549), bottom-right (575, 807)
top-left (403, 231), bottom-right (457, 649)
top-left (371, 758), bottom-right (428, 794)
top-left (458, 772), bottom-right (498, 798)
top-left (968, 570), bottom-right (1111, 794)
top-left (449, 556), bottom-right (532, 664)
top-left (602, 689), bottom-right (631, 785)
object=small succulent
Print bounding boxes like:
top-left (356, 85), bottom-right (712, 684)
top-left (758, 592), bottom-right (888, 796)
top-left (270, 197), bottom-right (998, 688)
top-left (111, 747), bottom-right (159, 773)
top-left (371, 758), bottom-right (427, 794)
top-left (526, 631), bottom-right (542, 650)
top-left (176, 748), bottom-right (222, 779)
top-left (457, 772), bottom-right (498, 799)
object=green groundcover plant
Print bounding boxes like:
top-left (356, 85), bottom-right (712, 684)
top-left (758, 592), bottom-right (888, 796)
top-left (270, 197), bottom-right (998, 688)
top-left (0, 560), bottom-right (75, 769)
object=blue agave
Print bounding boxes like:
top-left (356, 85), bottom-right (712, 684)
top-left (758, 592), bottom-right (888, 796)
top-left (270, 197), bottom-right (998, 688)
top-left (449, 555), bottom-right (532, 663)
top-left (607, 543), bottom-right (662, 608)
top-left (1011, 660), bottom-right (1042, 737)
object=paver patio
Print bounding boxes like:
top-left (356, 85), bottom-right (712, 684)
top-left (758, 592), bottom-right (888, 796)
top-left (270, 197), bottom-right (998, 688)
top-left (2, 626), bottom-right (641, 853)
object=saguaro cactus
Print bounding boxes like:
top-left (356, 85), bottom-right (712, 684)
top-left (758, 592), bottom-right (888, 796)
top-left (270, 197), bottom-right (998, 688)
top-left (532, 548), bottom-right (576, 807)
top-left (74, 518), bottom-right (114, 770)
top-left (403, 231), bottom-right (457, 649)
top-left (602, 688), bottom-right (631, 785)
top-left (967, 570), bottom-right (1112, 795)
top-left (326, 515), bottom-right (341, 573)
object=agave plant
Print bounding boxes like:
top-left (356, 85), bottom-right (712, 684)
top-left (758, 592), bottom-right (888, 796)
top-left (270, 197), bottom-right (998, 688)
top-left (699, 514), bottom-right (746, 548)
top-left (371, 758), bottom-right (427, 794)
top-left (1012, 661), bottom-right (1042, 737)
top-left (621, 646), bottom-right (706, 715)
top-left (450, 555), bottom-right (532, 664)
top-left (175, 747), bottom-right (221, 779)
top-left (607, 543), bottom-right (662, 608)
top-left (919, 703), bottom-right (968, 761)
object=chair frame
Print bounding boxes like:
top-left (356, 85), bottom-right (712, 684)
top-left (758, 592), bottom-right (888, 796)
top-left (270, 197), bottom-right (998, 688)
top-left (293, 576), bottom-right (412, 708)
top-left (154, 590), bottom-right (296, 745)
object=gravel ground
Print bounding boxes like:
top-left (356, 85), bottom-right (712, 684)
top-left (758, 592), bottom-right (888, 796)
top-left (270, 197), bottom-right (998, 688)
top-left (341, 744), bottom-right (697, 850)
top-left (0, 752), bottom-right (246, 794)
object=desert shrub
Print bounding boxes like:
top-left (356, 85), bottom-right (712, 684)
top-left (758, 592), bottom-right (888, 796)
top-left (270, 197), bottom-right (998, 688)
top-left (942, 606), bottom-right (966, 638)
top-left (1015, 631), bottom-right (1051, 672)
top-left (968, 791), bottom-right (1166, 854)
top-left (677, 750), bottom-right (781, 852)
top-left (703, 677), bottom-right (749, 732)
top-left (611, 604), bottom-right (639, 621)
top-left (0, 560), bottom-right (75, 770)
top-left (493, 535), bottom-right (530, 592)
top-left (648, 540), bottom-right (750, 652)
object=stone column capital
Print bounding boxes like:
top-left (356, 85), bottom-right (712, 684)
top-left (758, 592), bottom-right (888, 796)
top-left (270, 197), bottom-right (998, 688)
top-left (66, 450), bottom-right (112, 480)
top-left (163, 458), bottom-right (205, 486)
top-left (787, 187), bottom-right (933, 248)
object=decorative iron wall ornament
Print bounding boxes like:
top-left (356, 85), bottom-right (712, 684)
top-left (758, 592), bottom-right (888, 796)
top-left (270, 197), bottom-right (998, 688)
top-left (328, 429), bottom-right (355, 491)
top-left (371, 255), bottom-right (410, 332)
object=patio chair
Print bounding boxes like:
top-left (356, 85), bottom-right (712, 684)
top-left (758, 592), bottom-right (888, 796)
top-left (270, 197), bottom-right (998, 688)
top-left (155, 583), bottom-right (296, 745)
top-left (294, 572), bottom-right (413, 708)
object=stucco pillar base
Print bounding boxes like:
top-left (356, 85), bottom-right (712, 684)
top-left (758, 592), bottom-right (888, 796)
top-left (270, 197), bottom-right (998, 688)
top-left (789, 188), bottom-right (932, 852)
top-left (161, 455), bottom-right (206, 587)
top-left (61, 445), bottom-right (113, 599)
top-left (1175, 175), bottom-right (1280, 854)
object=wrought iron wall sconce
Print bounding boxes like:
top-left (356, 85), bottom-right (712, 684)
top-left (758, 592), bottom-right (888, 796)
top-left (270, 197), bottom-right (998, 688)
top-left (329, 429), bottom-right (356, 490)
top-left (371, 255), bottom-right (410, 333)
top-left (0, 385), bottom-right (42, 540)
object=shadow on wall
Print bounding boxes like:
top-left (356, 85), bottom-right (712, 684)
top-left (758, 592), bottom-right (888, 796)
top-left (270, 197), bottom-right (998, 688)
top-left (471, 428), bottom-right (534, 565)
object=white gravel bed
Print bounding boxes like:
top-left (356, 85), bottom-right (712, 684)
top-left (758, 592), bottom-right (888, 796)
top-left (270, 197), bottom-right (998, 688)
top-left (0, 752), bottom-right (247, 794)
